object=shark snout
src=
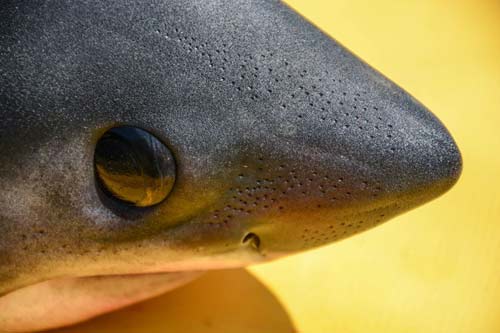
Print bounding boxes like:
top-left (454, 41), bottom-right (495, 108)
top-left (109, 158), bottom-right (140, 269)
top-left (239, 81), bottom-right (462, 255)
top-left (361, 93), bottom-right (462, 203)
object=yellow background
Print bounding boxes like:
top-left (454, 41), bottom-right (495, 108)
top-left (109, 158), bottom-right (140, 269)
top-left (49, 0), bottom-right (500, 332)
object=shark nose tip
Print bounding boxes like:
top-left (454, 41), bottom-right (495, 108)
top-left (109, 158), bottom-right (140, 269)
top-left (436, 133), bottom-right (462, 182)
top-left (426, 129), bottom-right (462, 192)
top-left (387, 106), bottom-right (462, 201)
top-left (414, 134), bottom-right (462, 198)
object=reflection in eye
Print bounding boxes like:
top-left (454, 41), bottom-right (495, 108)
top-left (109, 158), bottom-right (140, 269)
top-left (94, 126), bottom-right (176, 207)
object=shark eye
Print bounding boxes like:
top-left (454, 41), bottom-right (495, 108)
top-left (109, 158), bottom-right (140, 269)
top-left (94, 126), bottom-right (176, 207)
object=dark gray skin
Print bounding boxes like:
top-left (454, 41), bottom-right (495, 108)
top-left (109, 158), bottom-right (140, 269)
top-left (0, 0), bottom-right (461, 329)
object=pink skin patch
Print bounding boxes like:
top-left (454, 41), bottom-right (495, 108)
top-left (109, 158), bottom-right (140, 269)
top-left (0, 272), bottom-right (201, 332)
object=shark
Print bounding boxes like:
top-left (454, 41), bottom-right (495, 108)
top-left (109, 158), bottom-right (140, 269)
top-left (0, 0), bottom-right (462, 331)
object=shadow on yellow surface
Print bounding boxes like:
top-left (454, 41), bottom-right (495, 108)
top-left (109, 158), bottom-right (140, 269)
top-left (46, 269), bottom-right (295, 333)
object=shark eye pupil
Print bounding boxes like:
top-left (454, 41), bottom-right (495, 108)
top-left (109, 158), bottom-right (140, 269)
top-left (94, 126), bottom-right (176, 207)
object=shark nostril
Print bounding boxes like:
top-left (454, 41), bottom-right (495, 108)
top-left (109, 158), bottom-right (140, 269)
top-left (242, 232), bottom-right (260, 250)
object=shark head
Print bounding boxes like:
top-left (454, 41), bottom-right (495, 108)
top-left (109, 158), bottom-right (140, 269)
top-left (0, 0), bottom-right (461, 293)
